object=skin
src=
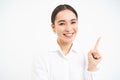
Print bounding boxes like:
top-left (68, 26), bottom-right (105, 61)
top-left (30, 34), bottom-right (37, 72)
top-left (51, 9), bottom-right (102, 71)
top-left (88, 37), bottom-right (102, 71)
top-left (51, 10), bottom-right (78, 55)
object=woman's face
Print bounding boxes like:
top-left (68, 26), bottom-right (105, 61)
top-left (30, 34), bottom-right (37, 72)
top-left (52, 9), bottom-right (78, 44)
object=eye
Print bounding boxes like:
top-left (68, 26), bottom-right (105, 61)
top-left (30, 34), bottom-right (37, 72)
top-left (71, 21), bottom-right (76, 24)
top-left (59, 23), bottom-right (65, 25)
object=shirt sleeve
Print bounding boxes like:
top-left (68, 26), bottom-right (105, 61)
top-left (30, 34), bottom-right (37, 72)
top-left (84, 70), bottom-right (97, 80)
top-left (32, 55), bottom-right (49, 80)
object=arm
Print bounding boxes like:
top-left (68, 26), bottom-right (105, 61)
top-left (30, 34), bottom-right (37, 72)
top-left (88, 37), bottom-right (102, 72)
top-left (84, 37), bottom-right (102, 80)
top-left (84, 52), bottom-right (99, 80)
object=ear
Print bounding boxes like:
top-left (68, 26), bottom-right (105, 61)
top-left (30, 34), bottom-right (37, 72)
top-left (51, 24), bottom-right (56, 33)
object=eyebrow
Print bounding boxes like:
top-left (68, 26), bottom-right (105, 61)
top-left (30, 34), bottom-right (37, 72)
top-left (58, 20), bottom-right (65, 23)
top-left (71, 19), bottom-right (77, 21)
top-left (57, 19), bottom-right (77, 23)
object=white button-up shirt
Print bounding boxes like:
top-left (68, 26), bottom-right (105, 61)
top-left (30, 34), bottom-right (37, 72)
top-left (32, 40), bottom-right (97, 80)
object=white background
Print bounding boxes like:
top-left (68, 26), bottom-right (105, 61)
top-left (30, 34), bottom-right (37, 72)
top-left (0, 0), bottom-right (120, 80)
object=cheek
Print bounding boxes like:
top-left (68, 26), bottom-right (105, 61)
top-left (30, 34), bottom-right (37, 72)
top-left (56, 27), bottom-right (64, 33)
top-left (74, 26), bottom-right (78, 32)
top-left (55, 28), bottom-right (62, 36)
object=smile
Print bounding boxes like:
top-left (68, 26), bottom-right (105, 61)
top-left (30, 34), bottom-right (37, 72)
top-left (63, 33), bottom-right (74, 37)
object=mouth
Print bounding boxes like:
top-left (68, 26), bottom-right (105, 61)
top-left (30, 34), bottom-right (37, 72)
top-left (63, 33), bottom-right (74, 37)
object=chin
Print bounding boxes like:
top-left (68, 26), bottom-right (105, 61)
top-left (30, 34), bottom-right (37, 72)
top-left (63, 38), bottom-right (74, 44)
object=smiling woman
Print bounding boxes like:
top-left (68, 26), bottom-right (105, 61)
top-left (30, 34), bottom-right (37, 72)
top-left (32, 4), bottom-right (102, 80)
top-left (51, 9), bottom-right (78, 54)
top-left (51, 4), bottom-right (78, 55)
top-left (1, 0), bottom-right (120, 80)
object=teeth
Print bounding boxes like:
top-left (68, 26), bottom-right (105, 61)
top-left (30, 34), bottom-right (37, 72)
top-left (64, 33), bottom-right (73, 36)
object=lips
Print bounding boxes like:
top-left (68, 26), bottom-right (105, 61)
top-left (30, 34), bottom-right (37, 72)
top-left (63, 33), bottom-right (74, 37)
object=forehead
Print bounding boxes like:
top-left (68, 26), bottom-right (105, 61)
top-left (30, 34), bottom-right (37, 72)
top-left (55, 9), bottom-right (77, 22)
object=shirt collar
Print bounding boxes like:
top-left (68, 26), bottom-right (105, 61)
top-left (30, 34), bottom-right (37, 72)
top-left (48, 39), bottom-right (80, 54)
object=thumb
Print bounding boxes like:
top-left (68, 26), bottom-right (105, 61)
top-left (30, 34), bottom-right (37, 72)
top-left (88, 50), bottom-right (94, 59)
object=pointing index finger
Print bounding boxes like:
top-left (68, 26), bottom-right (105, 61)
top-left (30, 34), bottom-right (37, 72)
top-left (94, 37), bottom-right (101, 50)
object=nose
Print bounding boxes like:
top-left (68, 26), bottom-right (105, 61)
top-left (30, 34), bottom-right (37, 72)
top-left (65, 23), bottom-right (72, 32)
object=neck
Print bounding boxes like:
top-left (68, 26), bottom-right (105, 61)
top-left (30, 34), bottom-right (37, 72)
top-left (57, 40), bottom-right (72, 55)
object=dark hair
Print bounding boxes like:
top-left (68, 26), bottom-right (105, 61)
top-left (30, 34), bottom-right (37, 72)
top-left (51, 4), bottom-right (78, 24)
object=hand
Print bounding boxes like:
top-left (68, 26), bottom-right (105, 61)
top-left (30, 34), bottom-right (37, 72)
top-left (88, 37), bottom-right (102, 72)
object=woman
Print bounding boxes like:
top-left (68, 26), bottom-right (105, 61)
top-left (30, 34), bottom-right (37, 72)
top-left (32, 4), bottom-right (102, 80)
